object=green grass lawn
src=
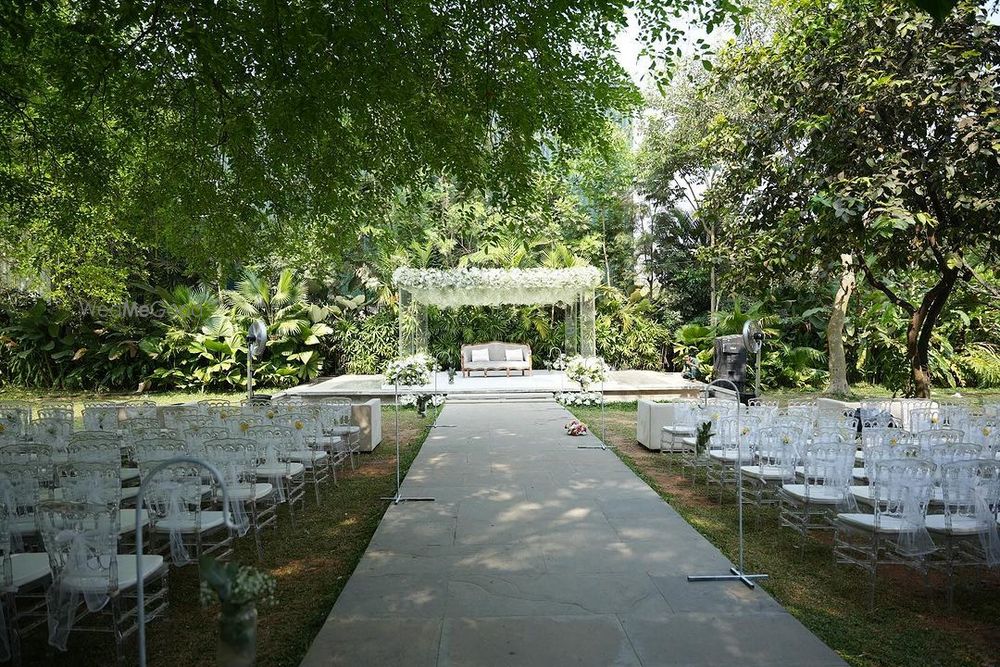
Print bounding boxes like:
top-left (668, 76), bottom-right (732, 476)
top-left (568, 402), bottom-right (1000, 667)
top-left (763, 382), bottom-right (1000, 404)
top-left (5, 389), bottom-right (433, 666)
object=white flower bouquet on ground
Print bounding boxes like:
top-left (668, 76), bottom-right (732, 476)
top-left (565, 355), bottom-right (608, 390)
top-left (384, 353), bottom-right (436, 386)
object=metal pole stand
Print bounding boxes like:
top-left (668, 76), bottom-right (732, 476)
top-left (578, 380), bottom-right (609, 450)
top-left (687, 379), bottom-right (768, 589)
top-left (381, 383), bottom-right (435, 505)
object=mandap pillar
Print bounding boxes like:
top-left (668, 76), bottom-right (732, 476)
top-left (580, 289), bottom-right (596, 357)
top-left (398, 289), bottom-right (429, 356)
top-left (564, 299), bottom-right (579, 356)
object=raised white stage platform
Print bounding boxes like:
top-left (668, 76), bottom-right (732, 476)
top-left (279, 369), bottom-right (703, 403)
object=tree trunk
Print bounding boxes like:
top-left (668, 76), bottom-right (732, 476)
top-left (826, 254), bottom-right (855, 395)
top-left (906, 269), bottom-right (959, 398)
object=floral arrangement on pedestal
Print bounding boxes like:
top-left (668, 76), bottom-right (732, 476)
top-left (565, 355), bottom-right (608, 390)
top-left (200, 556), bottom-right (277, 667)
top-left (564, 419), bottom-right (589, 436)
top-left (384, 353), bottom-right (436, 387)
top-left (548, 352), bottom-right (569, 371)
top-left (555, 391), bottom-right (603, 407)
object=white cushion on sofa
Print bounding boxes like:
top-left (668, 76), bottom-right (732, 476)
top-left (470, 348), bottom-right (490, 362)
top-left (504, 349), bottom-right (523, 362)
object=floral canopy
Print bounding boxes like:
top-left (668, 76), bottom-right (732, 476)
top-left (393, 267), bottom-right (599, 357)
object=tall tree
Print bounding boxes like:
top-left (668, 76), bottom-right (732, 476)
top-left (706, 0), bottom-right (1000, 397)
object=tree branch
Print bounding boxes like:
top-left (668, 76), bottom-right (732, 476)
top-left (855, 252), bottom-right (915, 314)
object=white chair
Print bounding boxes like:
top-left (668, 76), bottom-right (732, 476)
top-left (850, 441), bottom-right (921, 503)
top-left (834, 458), bottom-right (937, 608)
top-left (37, 501), bottom-right (168, 661)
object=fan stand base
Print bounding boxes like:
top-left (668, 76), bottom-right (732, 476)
top-left (688, 569), bottom-right (768, 589)
top-left (381, 494), bottom-right (436, 504)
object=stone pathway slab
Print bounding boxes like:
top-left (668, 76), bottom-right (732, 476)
top-left (301, 400), bottom-right (846, 667)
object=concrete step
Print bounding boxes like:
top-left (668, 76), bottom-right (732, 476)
top-left (447, 392), bottom-right (553, 403)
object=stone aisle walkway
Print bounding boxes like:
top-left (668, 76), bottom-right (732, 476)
top-left (301, 400), bottom-right (846, 667)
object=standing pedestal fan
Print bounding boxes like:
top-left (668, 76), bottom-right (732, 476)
top-left (246, 319), bottom-right (267, 400)
top-left (743, 320), bottom-right (765, 397)
top-left (687, 321), bottom-right (769, 590)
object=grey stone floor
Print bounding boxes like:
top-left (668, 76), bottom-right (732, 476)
top-left (301, 401), bottom-right (846, 667)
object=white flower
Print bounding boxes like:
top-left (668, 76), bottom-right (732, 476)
top-left (385, 354), bottom-right (434, 386)
top-left (431, 394), bottom-right (446, 407)
top-left (555, 391), bottom-right (602, 407)
top-left (399, 394), bottom-right (418, 406)
top-left (565, 356), bottom-right (608, 389)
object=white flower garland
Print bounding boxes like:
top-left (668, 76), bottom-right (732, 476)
top-left (392, 266), bottom-right (601, 308)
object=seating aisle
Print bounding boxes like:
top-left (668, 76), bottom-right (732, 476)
top-left (301, 400), bottom-right (846, 667)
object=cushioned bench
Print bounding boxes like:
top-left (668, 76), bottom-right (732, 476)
top-left (461, 342), bottom-right (532, 377)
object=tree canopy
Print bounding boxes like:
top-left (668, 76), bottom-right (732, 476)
top-left (701, 0), bottom-right (1000, 396)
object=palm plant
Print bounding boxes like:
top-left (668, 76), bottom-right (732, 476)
top-left (226, 269), bottom-right (312, 337)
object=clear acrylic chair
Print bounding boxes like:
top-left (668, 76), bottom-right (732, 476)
top-left (780, 441), bottom-right (856, 545)
top-left (122, 401), bottom-right (157, 421)
top-left (0, 403), bottom-right (31, 442)
top-left (32, 417), bottom-right (73, 463)
top-left (81, 403), bottom-right (122, 433)
top-left (36, 403), bottom-right (74, 423)
top-left (181, 426), bottom-right (229, 453)
top-left (851, 440), bottom-right (922, 504)
top-left (320, 399), bottom-right (361, 469)
top-left (706, 415), bottom-right (761, 500)
top-left (834, 458), bottom-right (937, 608)
top-left (916, 429), bottom-right (965, 455)
top-left (280, 412), bottom-right (330, 502)
top-left (926, 459), bottom-right (1000, 604)
top-left (659, 400), bottom-right (702, 472)
top-left (37, 501), bottom-right (168, 663)
top-left (58, 462), bottom-right (149, 545)
top-left (160, 405), bottom-right (197, 432)
top-left (741, 425), bottom-right (799, 508)
top-left (203, 438), bottom-right (277, 561)
top-left (223, 413), bottom-right (264, 438)
top-left (0, 501), bottom-right (51, 666)
top-left (144, 463), bottom-right (233, 565)
top-left (0, 465), bottom-right (45, 549)
top-left (248, 425), bottom-right (306, 521)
